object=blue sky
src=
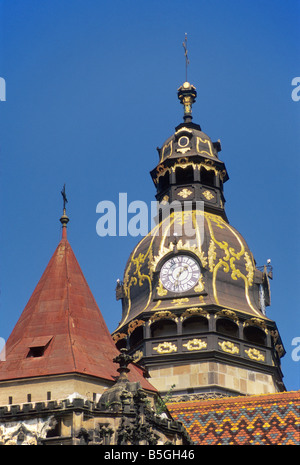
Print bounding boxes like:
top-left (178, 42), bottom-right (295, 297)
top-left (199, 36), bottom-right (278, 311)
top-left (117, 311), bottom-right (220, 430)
top-left (0, 0), bottom-right (299, 391)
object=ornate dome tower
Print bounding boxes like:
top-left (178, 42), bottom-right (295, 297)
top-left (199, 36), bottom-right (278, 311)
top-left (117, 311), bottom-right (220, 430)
top-left (112, 81), bottom-right (286, 400)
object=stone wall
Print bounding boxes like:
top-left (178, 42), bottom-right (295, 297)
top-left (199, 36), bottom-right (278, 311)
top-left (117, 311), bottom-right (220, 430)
top-left (0, 374), bottom-right (112, 406)
top-left (149, 360), bottom-right (279, 397)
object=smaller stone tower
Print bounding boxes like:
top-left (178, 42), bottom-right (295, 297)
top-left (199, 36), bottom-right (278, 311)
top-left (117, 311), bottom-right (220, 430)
top-left (1, 200), bottom-right (188, 444)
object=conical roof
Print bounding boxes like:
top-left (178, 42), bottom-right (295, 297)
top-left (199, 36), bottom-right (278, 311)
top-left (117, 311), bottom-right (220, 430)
top-left (0, 231), bottom-right (155, 391)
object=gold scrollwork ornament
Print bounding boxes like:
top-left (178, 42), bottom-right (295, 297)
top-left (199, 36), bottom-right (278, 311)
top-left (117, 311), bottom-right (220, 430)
top-left (149, 311), bottom-right (177, 325)
top-left (127, 319), bottom-right (145, 335)
top-left (245, 348), bottom-right (265, 362)
top-left (150, 236), bottom-right (208, 272)
top-left (171, 298), bottom-right (189, 306)
top-left (244, 252), bottom-right (254, 286)
top-left (194, 275), bottom-right (205, 293)
top-left (215, 309), bottom-right (239, 324)
top-left (156, 279), bottom-right (168, 297)
top-left (180, 306), bottom-right (209, 321)
top-left (218, 340), bottom-right (239, 355)
top-left (112, 332), bottom-right (127, 343)
top-left (177, 188), bottom-right (193, 199)
top-left (244, 318), bottom-right (268, 334)
top-left (153, 342), bottom-right (177, 354)
top-left (183, 339), bottom-right (207, 351)
top-left (132, 350), bottom-right (144, 362)
top-left (202, 190), bottom-right (215, 200)
top-left (208, 239), bottom-right (217, 272)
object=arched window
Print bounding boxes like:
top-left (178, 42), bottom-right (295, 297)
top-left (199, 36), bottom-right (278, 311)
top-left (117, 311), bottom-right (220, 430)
top-left (129, 326), bottom-right (144, 348)
top-left (244, 326), bottom-right (266, 346)
top-left (216, 318), bottom-right (239, 338)
top-left (46, 421), bottom-right (60, 438)
top-left (182, 316), bottom-right (208, 334)
top-left (159, 172), bottom-right (170, 193)
top-left (175, 166), bottom-right (194, 185)
top-left (116, 338), bottom-right (127, 351)
top-left (200, 167), bottom-right (215, 187)
top-left (151, 319), bottom-right (177, 338)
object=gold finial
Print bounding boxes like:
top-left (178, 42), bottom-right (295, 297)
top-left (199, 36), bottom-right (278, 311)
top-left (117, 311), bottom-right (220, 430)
top-left (60, 184), bottom-right (69, 235)
top-left (177, 81), bottom-right (197, 122)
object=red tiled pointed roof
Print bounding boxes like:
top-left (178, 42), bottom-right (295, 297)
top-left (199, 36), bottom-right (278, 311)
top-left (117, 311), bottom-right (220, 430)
top-left (0, 233), bottom-right (155, 391)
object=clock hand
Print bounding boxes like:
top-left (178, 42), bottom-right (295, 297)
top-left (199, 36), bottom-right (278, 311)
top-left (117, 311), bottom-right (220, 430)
top-left (173, 265), bottom-right (189, 289)
top-left (175, 269), bottom-right (183, 279)
top-left (176, 265), bottom-right (188, 279)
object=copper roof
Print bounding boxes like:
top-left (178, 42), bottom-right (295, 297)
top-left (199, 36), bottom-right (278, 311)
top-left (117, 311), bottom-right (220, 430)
top-left (0, 234), bottom-right (155, 391)
top-left (114, 210), bottom-right (270, 333)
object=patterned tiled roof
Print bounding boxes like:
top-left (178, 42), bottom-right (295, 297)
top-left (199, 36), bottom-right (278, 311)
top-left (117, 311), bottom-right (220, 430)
top-left (167, 391), bottom-right (300, 445)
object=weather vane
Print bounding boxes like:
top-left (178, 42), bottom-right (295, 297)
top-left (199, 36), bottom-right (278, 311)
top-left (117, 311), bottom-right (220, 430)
top-left (60, 184), bottom-right (69, 232)
top-left (182, 33), bottom-right (190, 82)
top-left (61, 184), bottom-right (68, 212)
top-left (178, 34), bottom-right (196, 122)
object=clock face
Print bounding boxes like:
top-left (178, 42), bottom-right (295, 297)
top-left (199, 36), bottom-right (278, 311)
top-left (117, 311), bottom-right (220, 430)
top-left (160, 255), bottom-right (201, 293)
top-left (178, 135), bottom-right (189, 147)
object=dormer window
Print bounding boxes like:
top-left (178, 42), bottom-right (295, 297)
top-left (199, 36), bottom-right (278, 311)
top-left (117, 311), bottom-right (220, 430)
top-left (26, 336), bottom-right (53, 358)
top-left (27, 346), bottom-right (46, 358)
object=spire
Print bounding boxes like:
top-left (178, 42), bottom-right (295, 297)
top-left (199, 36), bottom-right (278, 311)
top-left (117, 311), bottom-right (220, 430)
top-left (0, 211), bottom-right (156, 392)
top-left (178, 34), bottom-right (197, 122)
top-left (60, 184), bottom-right (69, 239)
